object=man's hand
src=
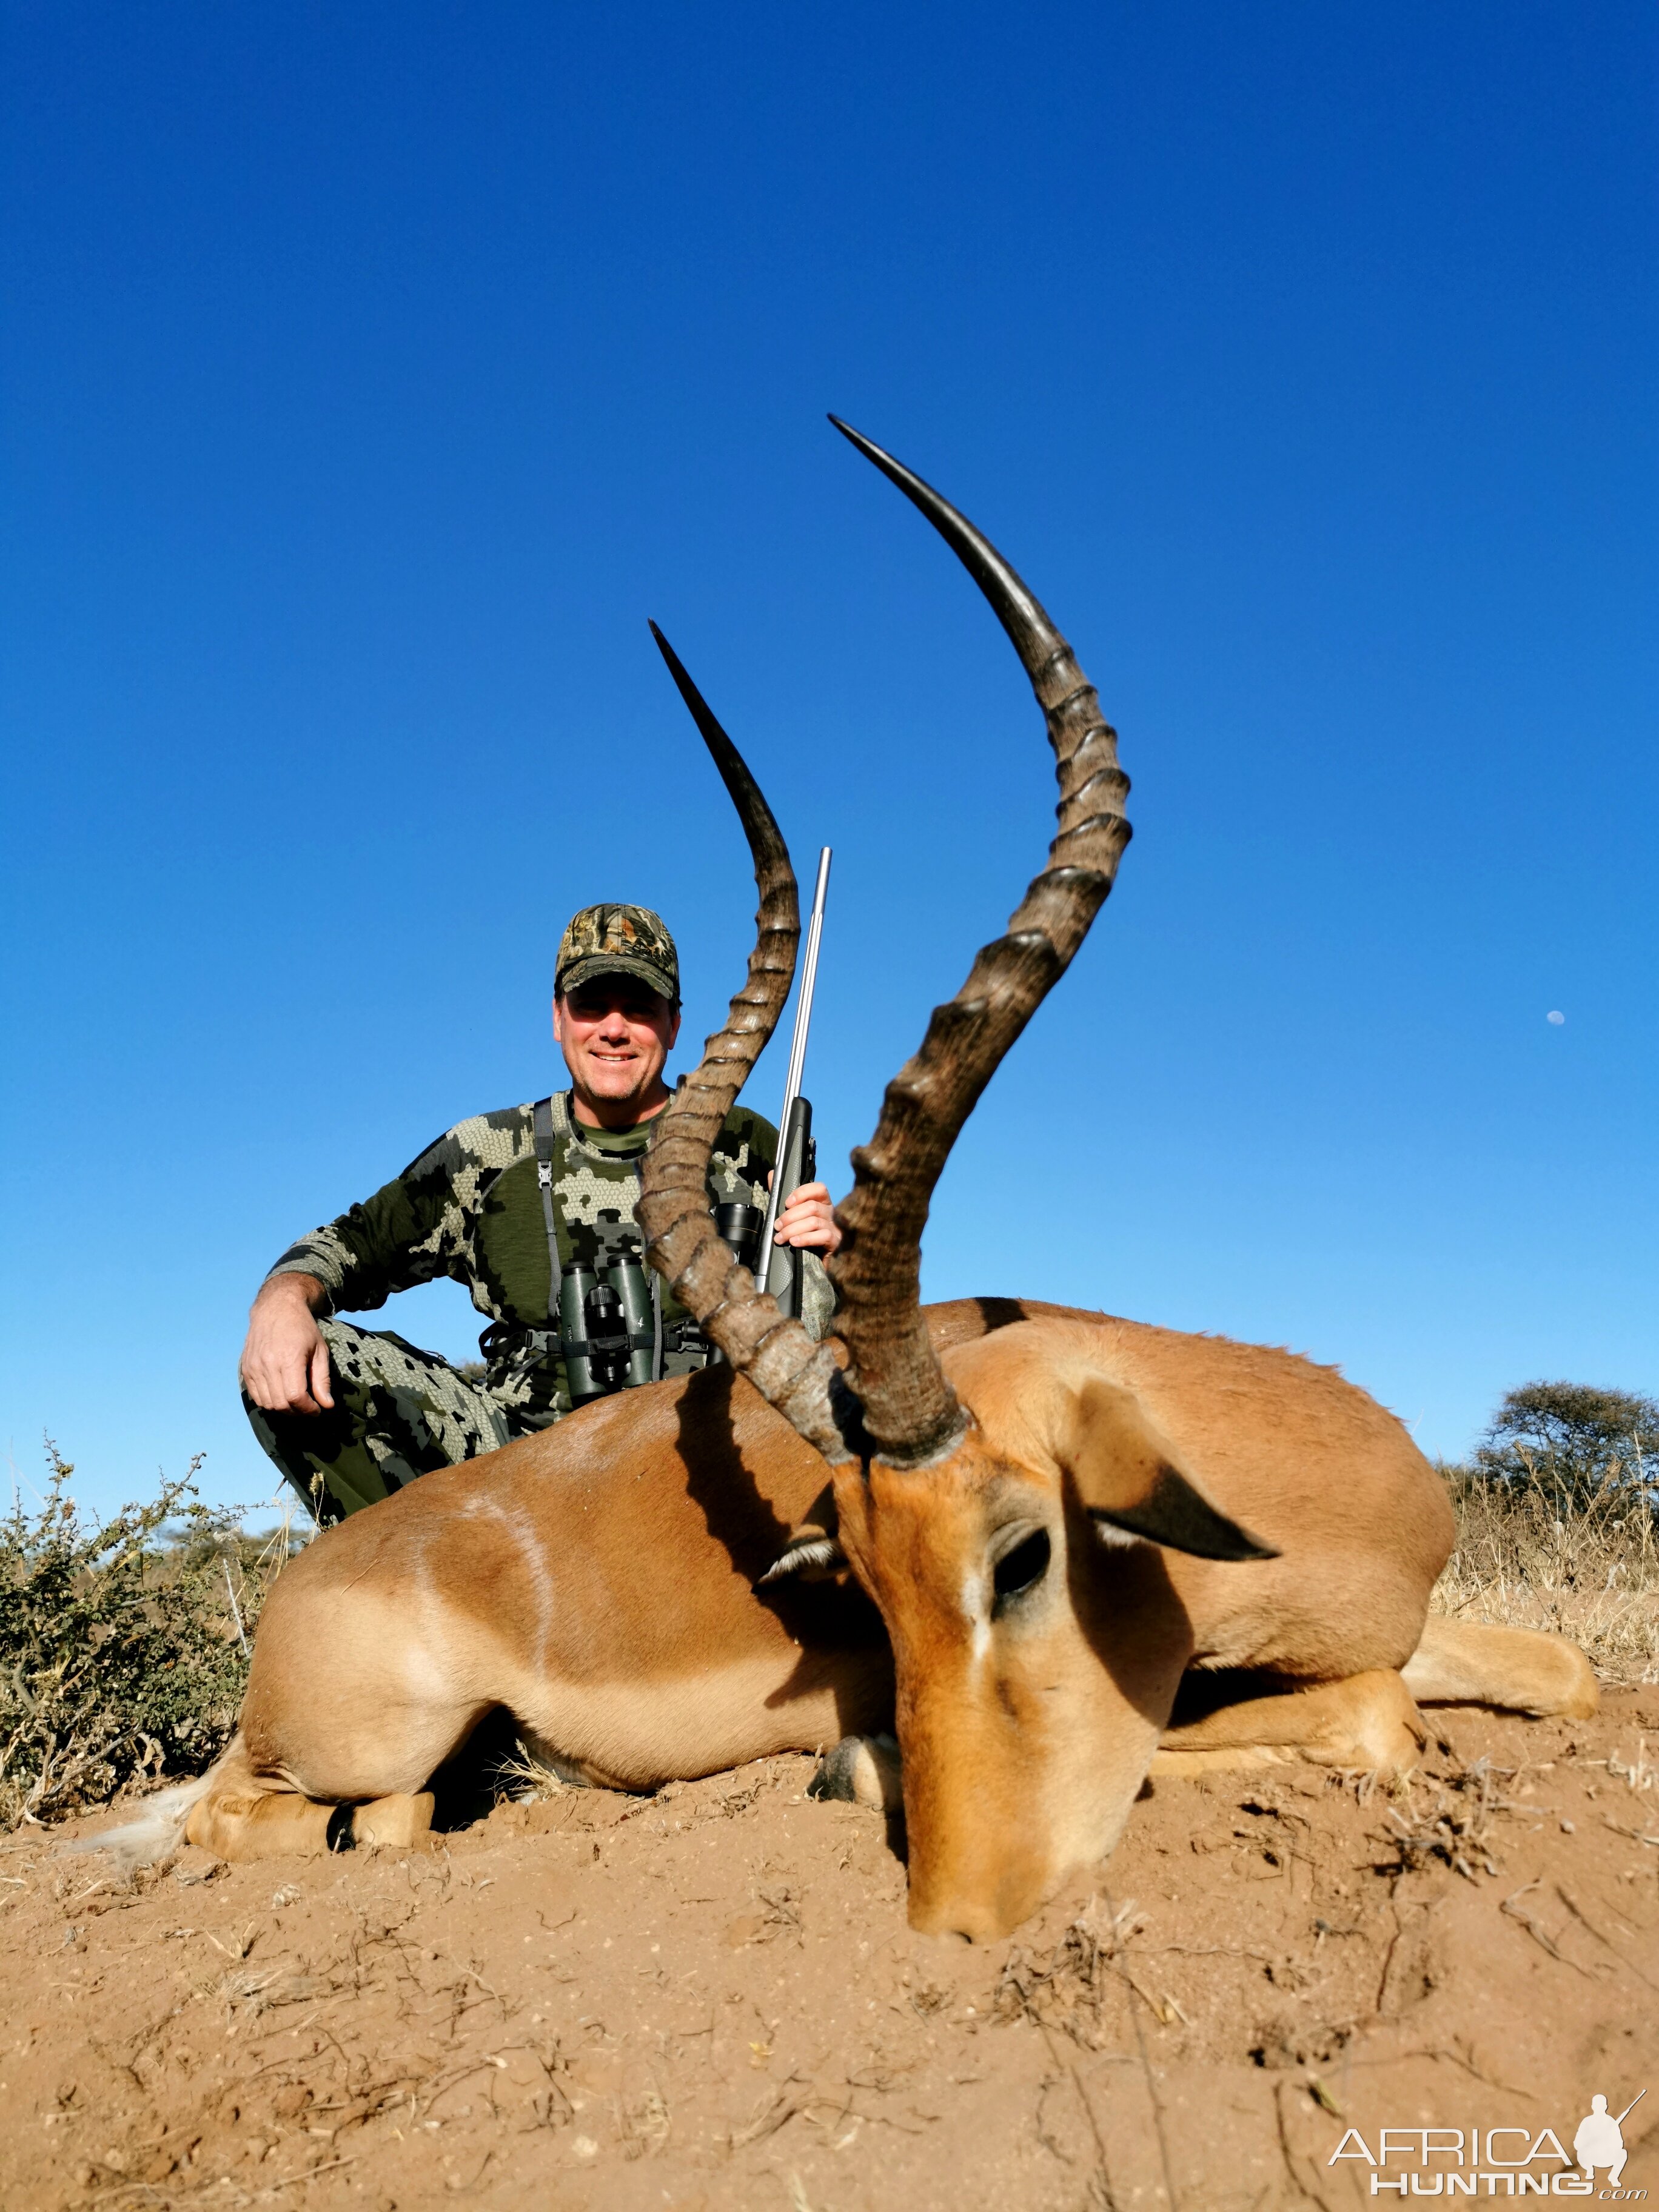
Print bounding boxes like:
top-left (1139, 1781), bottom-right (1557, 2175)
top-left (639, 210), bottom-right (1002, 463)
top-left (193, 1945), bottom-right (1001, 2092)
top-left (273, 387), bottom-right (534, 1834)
top-left (240, 1274), bottom-right (335, 1414)
top-left (772, 1179), bottom-right (842, 1258)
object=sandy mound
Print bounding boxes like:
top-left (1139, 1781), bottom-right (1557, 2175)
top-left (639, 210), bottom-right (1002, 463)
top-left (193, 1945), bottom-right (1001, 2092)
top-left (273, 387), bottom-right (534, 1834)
top-left (4, 1692), bottom-right (1656, 2211)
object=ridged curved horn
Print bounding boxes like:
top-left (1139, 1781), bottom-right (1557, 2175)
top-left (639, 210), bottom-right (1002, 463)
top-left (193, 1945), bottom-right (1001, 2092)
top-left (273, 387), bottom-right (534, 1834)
top-left (825, 418), bottom-right (1133, 1467)
top-left (637, 623), bottom-right (856, 1464)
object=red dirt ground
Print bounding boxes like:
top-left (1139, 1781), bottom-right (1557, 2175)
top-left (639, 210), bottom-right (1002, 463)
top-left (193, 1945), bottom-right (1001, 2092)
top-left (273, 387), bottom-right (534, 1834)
top-left (4, 1692), bottom-right (1657, 2212)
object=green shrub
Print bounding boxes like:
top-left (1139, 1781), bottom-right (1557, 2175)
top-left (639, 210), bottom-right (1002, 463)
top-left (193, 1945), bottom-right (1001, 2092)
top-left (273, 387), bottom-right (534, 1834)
top-left (0, 1443), bottom-right (295, 1831)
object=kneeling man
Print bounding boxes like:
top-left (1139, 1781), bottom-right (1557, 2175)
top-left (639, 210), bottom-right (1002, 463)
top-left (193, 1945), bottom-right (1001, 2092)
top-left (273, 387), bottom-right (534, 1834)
top-left (240, 904), bottom-right (838, 1524)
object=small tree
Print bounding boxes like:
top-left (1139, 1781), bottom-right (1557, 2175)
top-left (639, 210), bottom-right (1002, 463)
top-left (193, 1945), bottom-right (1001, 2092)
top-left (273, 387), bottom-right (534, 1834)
top-left (1474, 1381), bottom-right (1658, 1505)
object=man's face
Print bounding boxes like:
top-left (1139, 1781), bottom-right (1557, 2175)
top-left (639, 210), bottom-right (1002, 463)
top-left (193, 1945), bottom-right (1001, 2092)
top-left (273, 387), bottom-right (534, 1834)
top-left (553, 976), bottom-right (681, 1112)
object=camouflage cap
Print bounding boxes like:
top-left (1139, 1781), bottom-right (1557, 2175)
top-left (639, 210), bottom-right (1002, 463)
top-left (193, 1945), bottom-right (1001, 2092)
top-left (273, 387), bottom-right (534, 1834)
top-left (556, 903), bottom-right (680, 1005)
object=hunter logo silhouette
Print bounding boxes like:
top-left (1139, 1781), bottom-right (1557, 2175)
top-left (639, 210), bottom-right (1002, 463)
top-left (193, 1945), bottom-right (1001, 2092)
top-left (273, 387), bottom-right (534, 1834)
top-left (1575, 2093), bottom-right (1643, 2190)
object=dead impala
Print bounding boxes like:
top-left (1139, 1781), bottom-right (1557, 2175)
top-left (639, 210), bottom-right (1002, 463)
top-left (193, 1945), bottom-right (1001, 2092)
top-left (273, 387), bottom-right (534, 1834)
top-left (104, 419), bottom-right (1594, 1942)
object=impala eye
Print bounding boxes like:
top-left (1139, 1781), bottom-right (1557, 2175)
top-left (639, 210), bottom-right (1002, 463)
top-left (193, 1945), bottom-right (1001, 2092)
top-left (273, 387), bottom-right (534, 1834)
top-left (991, 1527), bottom-right (1051, 1614)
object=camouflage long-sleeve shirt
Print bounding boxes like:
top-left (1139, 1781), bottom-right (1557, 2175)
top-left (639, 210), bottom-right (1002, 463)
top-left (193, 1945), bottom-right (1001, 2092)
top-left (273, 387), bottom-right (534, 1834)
top-left (266, 1091), bottom-right (833, 1429)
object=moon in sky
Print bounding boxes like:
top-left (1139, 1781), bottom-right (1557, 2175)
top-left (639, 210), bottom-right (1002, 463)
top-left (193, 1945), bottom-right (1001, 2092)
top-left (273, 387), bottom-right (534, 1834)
top-left (1547, 1010), bottom-right (1566, 1025)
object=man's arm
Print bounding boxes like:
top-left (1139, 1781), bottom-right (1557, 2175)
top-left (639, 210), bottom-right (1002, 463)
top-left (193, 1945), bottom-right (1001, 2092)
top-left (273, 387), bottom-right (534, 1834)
top-left (240, 1272), bottom-right (335, 1414)
top-left (241, 1120), bottom-right (482, 1416)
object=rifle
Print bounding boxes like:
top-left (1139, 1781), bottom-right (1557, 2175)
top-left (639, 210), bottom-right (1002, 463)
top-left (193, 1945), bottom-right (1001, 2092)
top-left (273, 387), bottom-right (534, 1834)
top-left (756, 845), bottom-right (831, 1319)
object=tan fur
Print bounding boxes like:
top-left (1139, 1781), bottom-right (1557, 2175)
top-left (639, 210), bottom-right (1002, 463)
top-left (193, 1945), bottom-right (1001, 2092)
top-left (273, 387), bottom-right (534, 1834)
top-left (1403, 1615), bottom-right (1599, 1718)
top-left (181, 1301), bottom-right (1594, 1939)
top-left (181, 1738), bottom-right (435, 1860)
top-left (1148, 1671), bottom-right (1429, 1777)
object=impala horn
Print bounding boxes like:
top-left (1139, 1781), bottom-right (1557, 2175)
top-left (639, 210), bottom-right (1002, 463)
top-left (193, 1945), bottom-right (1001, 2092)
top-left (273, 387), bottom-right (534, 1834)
top-left (638, 422), bottom-right (1133, 1478)
top-left (823, 417), bottom-right (1132, 1467)
top-left (637, 623), bottom-right (858, 1463)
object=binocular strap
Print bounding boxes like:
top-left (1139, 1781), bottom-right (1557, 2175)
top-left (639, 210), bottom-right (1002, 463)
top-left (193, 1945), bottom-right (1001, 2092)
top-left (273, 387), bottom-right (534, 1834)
top-left (532, 1094), bottom-right (564, 1324)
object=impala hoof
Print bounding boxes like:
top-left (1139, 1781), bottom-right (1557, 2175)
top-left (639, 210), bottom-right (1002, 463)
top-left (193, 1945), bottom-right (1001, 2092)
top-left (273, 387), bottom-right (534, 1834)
top-left (809, 1734), bottom-right (903, 1813)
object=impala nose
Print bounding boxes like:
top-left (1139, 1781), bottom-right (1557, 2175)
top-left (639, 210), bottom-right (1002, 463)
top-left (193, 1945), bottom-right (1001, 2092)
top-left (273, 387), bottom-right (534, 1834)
top-left (907, 1857), bottom-right (1056, 1943)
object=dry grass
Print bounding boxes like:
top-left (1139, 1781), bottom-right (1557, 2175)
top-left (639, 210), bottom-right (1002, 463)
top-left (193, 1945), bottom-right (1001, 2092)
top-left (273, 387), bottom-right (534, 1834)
top-left (1431, 1462), bottom-right (1659, 1686)
top-left (993, 1894), bottom-right (1150, 2046)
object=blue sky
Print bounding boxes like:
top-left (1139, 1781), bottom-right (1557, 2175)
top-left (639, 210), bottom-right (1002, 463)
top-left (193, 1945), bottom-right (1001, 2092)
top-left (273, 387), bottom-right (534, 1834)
top-left (3, 2), bottom-right (1655, 1520)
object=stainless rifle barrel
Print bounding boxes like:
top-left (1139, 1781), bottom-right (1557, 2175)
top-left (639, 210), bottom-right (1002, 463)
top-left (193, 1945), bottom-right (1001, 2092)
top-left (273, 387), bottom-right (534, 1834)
top-left (756, 844), bottom-right (831, 1265)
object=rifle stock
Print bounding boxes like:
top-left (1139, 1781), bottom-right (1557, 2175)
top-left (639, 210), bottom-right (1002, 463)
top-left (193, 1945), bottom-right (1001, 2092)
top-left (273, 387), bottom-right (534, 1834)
top-left (762, 1094), bottom-right (816, 1319)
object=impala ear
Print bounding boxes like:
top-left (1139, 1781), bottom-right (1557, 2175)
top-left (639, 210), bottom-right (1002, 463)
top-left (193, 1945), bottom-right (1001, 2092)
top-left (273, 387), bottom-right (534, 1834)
top-left (1060, 1374), bottom-right (1278, 1564)
top-left (756, 1485), bottom-right (845, 1586)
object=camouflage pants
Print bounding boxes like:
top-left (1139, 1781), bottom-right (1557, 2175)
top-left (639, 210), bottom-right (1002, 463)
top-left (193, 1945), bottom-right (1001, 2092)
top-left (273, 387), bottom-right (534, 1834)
top-left (243, 1320), bottom-right (518, 1527)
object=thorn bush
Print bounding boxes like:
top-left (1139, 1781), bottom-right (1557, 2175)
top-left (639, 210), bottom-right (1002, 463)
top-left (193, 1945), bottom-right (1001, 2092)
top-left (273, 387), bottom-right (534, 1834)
top-left (1, 1441), bottom-right (298, 1831)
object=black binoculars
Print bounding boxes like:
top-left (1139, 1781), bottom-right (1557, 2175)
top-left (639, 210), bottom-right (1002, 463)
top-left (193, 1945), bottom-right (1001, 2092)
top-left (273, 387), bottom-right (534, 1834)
top-left (558, 1202), bottom-right (766, 1404)
top-left (559, 1255), bottom-right (656, 1406)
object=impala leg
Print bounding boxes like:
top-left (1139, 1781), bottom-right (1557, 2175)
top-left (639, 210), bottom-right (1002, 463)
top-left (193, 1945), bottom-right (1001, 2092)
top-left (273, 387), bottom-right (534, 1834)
top-left (1148, 1669), bottom-right (1427, 1778)
top-left (184, 1737), bottom-right (435, 1862)
top-left (1401, 1617), bottom-right (1598, 1718)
